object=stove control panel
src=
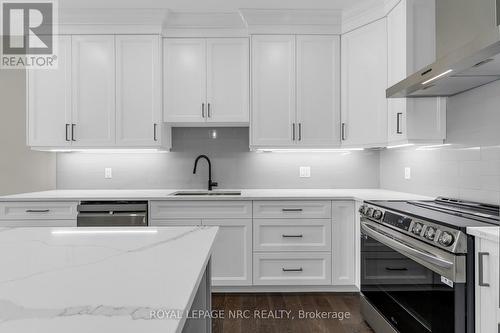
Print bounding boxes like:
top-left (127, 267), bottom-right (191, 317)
top-left (359, 203), bottom-right (467, 253)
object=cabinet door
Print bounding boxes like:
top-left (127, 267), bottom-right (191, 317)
top-left (203, 219), bottom-right (252, 286)
top-left (116, 35), bottom-right (162, 147)
top-left (28, 36), bottom-right (72, 147)
top-left (387, 0), bottom-right (408, 143)
top-left (341, 19), bottom-right (388, 147)
top-left (72, 36), bottom-right (116, 146)
top-left (296, 35), bottom-right (340, 147)
top-left (476, 237), bottom-right (500, 333)
top-left (206, 38), bottom-right (249, 123)
top-left (164, 39), bottom-right (206, 123)
top-left (332, 201), bottom-right (357, 285)
top-left (251, 35), bottom-right (296, 147)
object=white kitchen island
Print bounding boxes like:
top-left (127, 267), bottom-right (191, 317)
top-left (0, 226), bottom-right (218, 333)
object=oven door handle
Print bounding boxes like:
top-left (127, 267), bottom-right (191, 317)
top-left (361, 221), bottom-right (454, 269)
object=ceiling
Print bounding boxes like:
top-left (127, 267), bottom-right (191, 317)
top-left (58, 0), bottom-right (378, 11)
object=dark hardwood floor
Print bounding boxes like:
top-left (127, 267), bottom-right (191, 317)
top-left (212, 293), bottom-right (374, 333)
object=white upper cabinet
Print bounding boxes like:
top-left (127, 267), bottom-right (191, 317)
top-left (387, 0), bottom-right (446, 145)
top-left (296, 35), bottom-right (340, 147)
top-left (28, 36), bottom-right (72, 147)
top-left (164, 38), bottom-right (207, 123)
top-left (341, 19), bottom-right (388, 148)
top-left (164, 38), bottom-right (249, 125)
top-left (116, 35), bottom-right (162, 146)
top-left (206, 38), bottom-right (249, 123)
top-left (251, 35), bottom-right (340, 149)
top-left (251, 35), bottom-right (296, 147)
top-left (72, 35), bottom-right (116, 147)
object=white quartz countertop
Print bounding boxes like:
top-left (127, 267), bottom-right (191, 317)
top-left (0, 189), bottom-right (433, 202)
top-left (467, 226), bottom-right (500, 242)
top-left (0, 226), bottom-right (218, 333)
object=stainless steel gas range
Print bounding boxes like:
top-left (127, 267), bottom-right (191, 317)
top-left (359, 197), bottom-right (499, 333)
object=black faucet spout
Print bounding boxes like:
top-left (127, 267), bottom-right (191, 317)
top-left (193, 155), bottom-right (218, 191)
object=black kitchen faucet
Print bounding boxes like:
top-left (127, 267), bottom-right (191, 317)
top-left (193, 155), bottom-right (218, 191)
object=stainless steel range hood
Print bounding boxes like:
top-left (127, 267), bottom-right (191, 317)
top-left (387, 0), bottom-right (500, 98)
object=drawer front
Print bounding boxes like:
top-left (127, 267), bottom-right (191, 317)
top-left (150, 201), bottom-right (252, 219)
top-left (253, 252), bottom-right (332, 285)
top-left (149, 219), bottom-right (202, 226)
top-left (254, 219), bottom-right (331, 252)
top-left (0, 202), bottom-right (78, 220)
top-left (253, 201), bottom-right (331, 219)
top-left (0, 220), bottom-right (76, 227)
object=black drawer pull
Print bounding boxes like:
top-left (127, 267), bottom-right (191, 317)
top-left (282, 208), bottom-right (303, 212)
top-left (282, 234), bottom-right (303, 238)
top-left (385, 267), bottom-right (408, 271)
top-left (26, 209), bottom-right (50, 213)
top-left (282, 268), bottom-right (303, 272)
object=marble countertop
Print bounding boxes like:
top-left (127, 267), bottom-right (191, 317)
top-left (467, 226), bottom-right (500, 242)
top-left (0, 226), bottom-right (218, 333)
top-left (0, 189), bottom-right (433, 202)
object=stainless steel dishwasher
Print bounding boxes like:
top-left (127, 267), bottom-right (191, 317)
top-left (77, 201), bottom-right (148, 227)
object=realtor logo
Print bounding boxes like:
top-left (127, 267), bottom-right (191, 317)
top-left (1, 0), bottom-right (58, 69)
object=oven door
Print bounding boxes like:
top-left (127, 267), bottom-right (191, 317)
top-left (360, 219), bottom-right (467, 333)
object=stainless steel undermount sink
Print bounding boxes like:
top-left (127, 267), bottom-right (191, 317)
top-left (171, 191), bottom-right (242, 196)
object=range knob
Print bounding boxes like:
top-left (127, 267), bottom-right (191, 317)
top-left (425, 227), bottom-right (437, 240)
top-left (359, 205), bottom-right (367, 215)
top-left (366, 208), bottom-right (374, 217)
top-left (438, 232), bottom-right (455, 247)
top-left (373, 210), bottom-right (383, 220)
top-left (412, 223), bottom-right (424, 235)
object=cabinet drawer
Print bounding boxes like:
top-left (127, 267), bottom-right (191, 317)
top-left (253, 252), bottom-right (331, 285)
top-left (254, 219), bottom-right (331, 252)
top-left (150, 201), bottom-right (252, 219)
top-left (149, 219), bottom-right (201, 226)
top-left (0, 202), bottom-right (78, 220)
top-left (0, 220), bottom-right (76, 227)
top-left (253, 201), bottom-right (331, 219)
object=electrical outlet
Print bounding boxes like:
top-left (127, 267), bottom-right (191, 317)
top-left (300, 166), bottom-right (311, 178)
top-left (404, 167), bottom-right (411, 180)
top-left (105, 168), bottom-right (112, 179)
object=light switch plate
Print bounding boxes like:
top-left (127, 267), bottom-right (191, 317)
top-left (404, 167), bottom-right (411, 180)
top-left (300, 166), bottom-right (311, 178)
top-left (105, 168), bottom-right (112, 179)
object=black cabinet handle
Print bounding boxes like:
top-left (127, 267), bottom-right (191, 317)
top-left (202, 103), bottom-right (205, 118)
top-left (207, 103), bottom-right (211, 118)
top-left (396, 112), bottom-right (403, 134)
top-left (282, 208), bottom-right (303, 212)
top-left (341, 123), bottom-right (346, 141)
top-left (292, 123), bottom-right (296, 141)
top-left (282, 234), bottom-right (304, 238)
top-left (71, 124), bottom-right (76, 141)
top-left (26, 209), bottom-right (50, 213)
top-left (478, 252), bottom-right (490, 287)
top-left (385, 267), bottom-right (408, 271)
top-left (282, 268), bottom-right (303, 272)
top-left (153, 123), bottom-right (158, 141)
top-left (298, 123), bottom-right (302, 141)
top-left (65, 124), bottom-right (70, 142)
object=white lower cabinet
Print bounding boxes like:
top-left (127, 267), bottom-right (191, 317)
top-left (332, 201), bottom-right (357, 285)
top-left (253, 252), bottom-right (332, 285)
top-left (475, 236), bottom-right (500, 333)
top-left (203, 219), bottom-right (252, 286)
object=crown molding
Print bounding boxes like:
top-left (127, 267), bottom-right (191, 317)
top-left (342, 0), bottom-right (400, 34)
top-left (162, 11), bottom-right (248, 37)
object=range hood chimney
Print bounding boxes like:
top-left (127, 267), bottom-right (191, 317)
top-left (387, 0), bottom-right (500, 98)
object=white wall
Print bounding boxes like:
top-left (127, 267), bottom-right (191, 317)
top-left (380, 80), bottom-right (500, 204)
top-left (0, 70), bottom-right (56, 195)
top-left (56, 128), bottom-right (380, 189)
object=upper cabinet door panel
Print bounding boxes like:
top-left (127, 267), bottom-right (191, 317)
top-left (341, 19), bottom-right (388, 147)
top-left (164, 38), bottom-right (206, 123)
top-left (71, 35), bottom-right (116, 146)
top-left (116, 35), bottom-right (161, 146)
top-left (28, 35), bottom-right (72, 147)
top-left (206, 38), bottom-right (249, 123)
top-left (251, 35), bottom-right (296, 147)
top-left (296, 35), bottom-right (340, 147)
